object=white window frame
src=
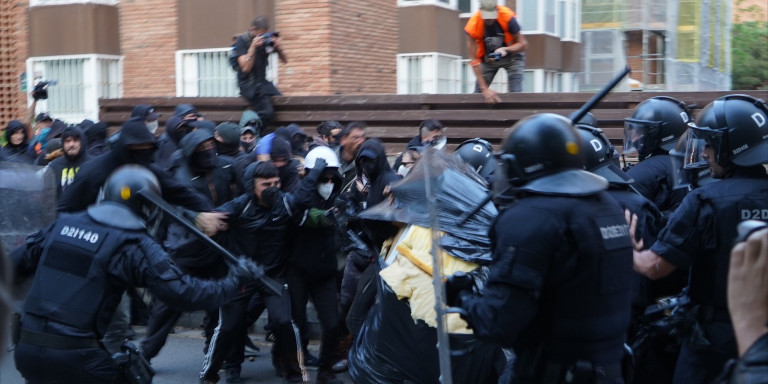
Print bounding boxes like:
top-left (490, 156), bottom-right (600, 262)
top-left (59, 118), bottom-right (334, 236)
top-left (175, 48), bottom-right (278, 97)
top-left (397, 53), bottom-right (463, 94)
top-left (30, 0), bottom-right (118, 6)
top-left (518, 0), bottom-right (579, 41)
top-left (26, 54), bottom-right (123, 123)
top-left (397, 0), bottom-right (458, 11)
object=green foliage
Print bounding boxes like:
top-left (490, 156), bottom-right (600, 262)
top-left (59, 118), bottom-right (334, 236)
top-left (732, 20), bottom-right (768, 90)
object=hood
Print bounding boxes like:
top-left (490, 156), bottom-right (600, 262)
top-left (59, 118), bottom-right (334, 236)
top-left (274, 126), bottom-right (292, 143)
top-left (4, 120), bottom-right (27, 147)
top-left (239, 110), bottom-right (261, 130)
top-left (179, 129), bottom-right (215, 159)
top-left (60, 124), bottom-right (87, 160)
top-left (192, 120), bottom-right (216, 134)
top-left (48, 119), bottom-right (67, 139)
top-left (355, 138), bottom-right (392, 182)
top-left (174, 103), bottom-right (198, 118)
top-left (116, 117), bottom-right (156, 150)
top-left (84, 122), bottom-right (108, 143)
top-left (78, 119), bottom-right (95, 131)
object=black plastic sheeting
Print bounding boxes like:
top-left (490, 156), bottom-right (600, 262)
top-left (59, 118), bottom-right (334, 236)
top-left (349, 275), bottom-right (505, 384)
top-left (359, 149), bottom-right (497, 264)
top-left (0, 162), bottom-right (57, 256)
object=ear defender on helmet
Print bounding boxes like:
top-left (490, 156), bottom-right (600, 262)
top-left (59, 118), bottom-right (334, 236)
top-left (623, 96), bottom-right (692, 160)
top-left (684, 94), bottom-right (768, 169)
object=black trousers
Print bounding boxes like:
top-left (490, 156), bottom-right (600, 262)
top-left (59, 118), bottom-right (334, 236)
top-left (139, 298), bottom-right (218, 359)
top-left (15, 342), bottom-right (126, 384)
top-left (200, 278), bottom-right (307, 383)
top-left (286, 267), bottom-right (341, 374)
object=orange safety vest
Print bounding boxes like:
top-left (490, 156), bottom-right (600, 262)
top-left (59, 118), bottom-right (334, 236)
top-left (464, 5), bottom-right (518, 59)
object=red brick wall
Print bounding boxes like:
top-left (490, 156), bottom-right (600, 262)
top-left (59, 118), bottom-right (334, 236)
top-left (328, 0), bottom-right (397, 94)
top-left (275, 0), bottom-right (334, 95)
top-left (119, 0), bottom-right (178, 97)
top-left (0, 0), bottom-right (30, 131)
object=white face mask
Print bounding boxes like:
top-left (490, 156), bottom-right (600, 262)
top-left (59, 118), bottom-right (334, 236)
top-left (318, 183), bottom-right (334, 200)
top-left (397, 165), bottom-right (410, 177)
top-left (146, 120), bottom-right (159, 135)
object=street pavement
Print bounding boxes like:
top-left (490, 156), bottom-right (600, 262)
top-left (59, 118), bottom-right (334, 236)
top-left (1, 326), bottom-right (353, 384)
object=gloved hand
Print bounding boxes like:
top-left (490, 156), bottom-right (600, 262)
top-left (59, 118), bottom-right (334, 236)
top-left (445, 271), bottom-right (475, 307)
top-left (228, 257), bottom-right (264, 285)
top-left (306, 157), bottom-right (328, 181)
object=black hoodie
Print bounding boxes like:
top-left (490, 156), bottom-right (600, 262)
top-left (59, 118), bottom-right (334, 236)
top-left (57, 117), bottom-right (213, 213)
top-left (0, 120), bottom-right (35, 164)
top-left (49, 125), bottom-right (91, 197)
top-left (84, 122), bottom-right (108, 157)
top-left (174, 129), bottom-right (240, 206)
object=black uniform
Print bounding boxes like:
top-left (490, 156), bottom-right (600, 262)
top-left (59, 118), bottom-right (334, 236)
top-left (649, 165), bottom-right (768, 384)
top-left (461, 191), bottom-right (633, 383)
top-left (12, 205), bottom-right (240, 383)
top-left (627, 154), bottom-right (688, 214)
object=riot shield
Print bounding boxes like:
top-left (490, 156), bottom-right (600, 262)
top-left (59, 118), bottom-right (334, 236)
top-left (0, 162), bottom-right (57, 257)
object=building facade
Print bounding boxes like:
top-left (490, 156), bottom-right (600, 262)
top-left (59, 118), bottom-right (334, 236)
top-left (0, 0), bottom-right (581, 125)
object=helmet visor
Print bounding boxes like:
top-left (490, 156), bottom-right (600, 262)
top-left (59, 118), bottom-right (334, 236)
top-left (683, 125), bottom-right (724, 169)
top-left (623, 119), bottom-right (661, 155)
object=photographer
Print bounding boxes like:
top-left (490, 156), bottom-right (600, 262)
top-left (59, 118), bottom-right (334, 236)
top-left (233, 16), bottom-right (287, 131)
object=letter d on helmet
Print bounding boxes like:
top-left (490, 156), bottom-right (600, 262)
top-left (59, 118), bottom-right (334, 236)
top-left (500, 113), bottom-right (608, 196)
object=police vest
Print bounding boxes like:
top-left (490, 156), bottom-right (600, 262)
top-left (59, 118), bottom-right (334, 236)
top-left (464, 6), bottom-right (518, 59)
top-left (686, 175), bottom-right (768, 310)
top-left (508, 192), bottom-right (633, 365)
top-left (23, 212), bottom-right (131, 332)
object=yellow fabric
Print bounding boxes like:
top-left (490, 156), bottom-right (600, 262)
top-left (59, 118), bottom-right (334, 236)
top-left (379, 225), bottom-right (478, 334)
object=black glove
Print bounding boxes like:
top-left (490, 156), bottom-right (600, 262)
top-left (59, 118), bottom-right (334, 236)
top-left (228, 257), bottom-right (264, 285)
top-left (445, 271), bottom-right (475, 307)
top-left (306, 158), bottom-right (328, 181)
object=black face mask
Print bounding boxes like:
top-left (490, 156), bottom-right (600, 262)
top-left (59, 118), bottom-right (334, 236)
top-left (260, 186), bottom-right (280, 208)
top-left (192, 148), bottom-right (217, 171)
top-left (361, 161), bottom-right (379, 179)
top-left (125, 148), bottom-right (156, 166)
top-left (241, 140), bottom-right (256, 153)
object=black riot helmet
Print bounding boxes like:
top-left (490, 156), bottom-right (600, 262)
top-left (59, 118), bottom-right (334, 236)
top-left (569, 111), bottom-right (599, 128)
top-left (684, 94), bottom-right (768, 169)
top-left (455, 138), bottom-right (496, 178)
top-left (575, 126), bottom-right (633, 185)
top-left (499, 113), bottom-right (608, 196)
top-left (623, 96), bottom-right (692, 160)
top-left (88, 165), bottom-right (161, 229)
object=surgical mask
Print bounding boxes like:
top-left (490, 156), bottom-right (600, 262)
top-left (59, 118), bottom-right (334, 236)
top-left (318, 183), bottom-right (334, 200)
top-left (397, 165), bottom-right (410, 177)
top-left (260, 186), bottom-right (280, 208)
top-left (146, 120), bottom-right (159, 135)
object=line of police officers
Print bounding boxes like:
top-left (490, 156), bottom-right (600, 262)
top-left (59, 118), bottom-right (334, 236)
top-left (6, 93), bottom-right (768, 383)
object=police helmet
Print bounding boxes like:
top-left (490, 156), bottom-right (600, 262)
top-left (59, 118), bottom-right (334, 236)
top-left (569, 111), bottom-right (599, 128)
top-left (575, 126), bottom-right (633, 185)
top-left (500, 113), bottom-right (608, 195)
top-left (684, 94), bottom-right (768, 168)
top-left (455, 138), bottom-right (496, 178)
top-left (623, 96), bottom-right (692, 160)
top-left (89, 165), bottom-right (161, 229)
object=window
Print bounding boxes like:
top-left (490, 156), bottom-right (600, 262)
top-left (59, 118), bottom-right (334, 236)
top-left (581, 29), bottom-right (627, 91)
top-left (398, 53), bottom-right (463, 94)
top-left (520, 0), bottom-right (579, 40)
top-left (30, 0), bottom-right (118, 6)
top-left (175, 48), bottom-right (265, 97)
top-left (27, 54), bottom-right (122, 123)
top-left (398, 0), bottom-right (457, 11)
top-left (676, 0), bottom-right (700, 62)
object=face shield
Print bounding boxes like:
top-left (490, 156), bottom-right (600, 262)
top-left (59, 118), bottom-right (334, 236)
top-left (623, 119), bottom-right (662, 156)
top-left (683, 125), bottom-right (725, 169)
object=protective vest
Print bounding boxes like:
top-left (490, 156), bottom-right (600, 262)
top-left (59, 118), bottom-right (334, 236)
top-left (464, 6), bottom-right (518, 59)
top-left (499, 192), bottom-right (633, 366)
top-left (685, 176), bottom-right (768, 311)
top-left (23, 212), bottom-right (130, 333)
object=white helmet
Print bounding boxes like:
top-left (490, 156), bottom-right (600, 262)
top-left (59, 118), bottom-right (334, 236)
top-left (304, 145), bottom-right (341, 168)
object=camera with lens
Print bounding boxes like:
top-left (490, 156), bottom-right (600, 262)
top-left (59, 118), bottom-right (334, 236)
top-left (489, 52), bottom-right (503, 61)
top-left (259, 31), bottom-right (280, 47)
top-left (32, 80), bottom-right (57, 101)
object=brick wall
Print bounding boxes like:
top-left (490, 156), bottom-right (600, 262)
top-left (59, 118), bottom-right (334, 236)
top-left (0, 0), bottom-right (29, 131)
top-left (119, 0), bottom-right (178, 97)
top-left (329, 0), bottom-right (397, 94)
top-left (275, 0), bottom-right (334, 95)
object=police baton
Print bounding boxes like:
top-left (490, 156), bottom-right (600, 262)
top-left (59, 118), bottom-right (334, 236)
top-left (569, 65), bottom-right (631, 125)
top-left (137, 188), bottom-right (284, 296)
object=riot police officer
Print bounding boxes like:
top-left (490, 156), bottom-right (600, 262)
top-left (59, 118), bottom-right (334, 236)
top-left (632, 95), bottom-right (768, 384)
top-left (623, 96), bottom-right (692, 213)
top-left (452, 113), bottom-right (633, 383)
top-left (12, 165), bottom-right (257, 383)
top-left (454, 137), bottom-right (497, 184)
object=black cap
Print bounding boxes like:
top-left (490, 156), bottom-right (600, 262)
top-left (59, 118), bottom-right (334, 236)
top-left (36, 113), bottom-right (53, 123)
top-left (131, 104), bottom-right (161, 121)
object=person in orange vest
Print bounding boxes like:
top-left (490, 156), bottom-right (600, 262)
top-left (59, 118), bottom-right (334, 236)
top-left (465, 0), bottom-right (528, 104)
